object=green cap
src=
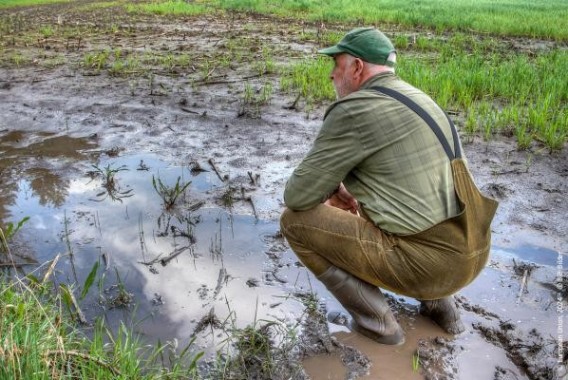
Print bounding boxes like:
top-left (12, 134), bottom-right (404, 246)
top-left (318, 27), bottom-right (396, 66)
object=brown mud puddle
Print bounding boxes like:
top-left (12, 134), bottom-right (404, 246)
top-left (1, 2), bottom-right (567, 379)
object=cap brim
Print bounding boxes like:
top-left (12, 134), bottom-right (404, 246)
top-left (317, 45), bottom-right (344, 56)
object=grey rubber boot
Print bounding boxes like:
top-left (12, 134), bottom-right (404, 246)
top-left (420, 296), bottom-right (465, 334)
top-left (317, 266), bottom-right (405, 345)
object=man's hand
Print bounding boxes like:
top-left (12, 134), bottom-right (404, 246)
top-left (325, 183), bottom-right (359, 214)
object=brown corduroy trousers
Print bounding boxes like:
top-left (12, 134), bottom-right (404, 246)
top-left (280, 159), bottom-right (498, 300)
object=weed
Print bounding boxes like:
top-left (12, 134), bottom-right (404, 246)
top-left (39, 25), bottom-right (54, 38)
top-left (242, 82), bottom-right (255, 105)
top-left (91, 163), bottom-right (128, 192)
top-left (280, 56), bottom-right (334, 103)
top-left (412, 350), bottom-right (421, 372)
top-left (41, 55), bottom-right (65, 68)
top-left (126, 0), bottom-right (209, 16)
top-left (106, 269), bottom-right (134, 308)
top-left (90, 163), bottom-right (133, 202)
top-left (152, 175), bottom-right (191, 210)
top-left (217, 300), bottom-right (301, 379)
top-left (109, 56), bottom-right (141, 76)
top-left (464, 109), bottom-right (479, 135)
top-left (239, 82), bottom-right (274, 117)
top-left (10, 53), bottom-right (29, 67)
top-left (294, 290), bottom-right (320, 315)
top-left (80, 261), bottom-right (99, 301)
top-left (200, 58), bottom-right (215, 82)
top-left (260, 82), bottom-right (273, 104)
top-left (0, 216), bottom-right (29, 254)
top-left (394, 35), bottom-right (409, 49)
top-left (0, 217), bottom-right (29, 248)
top-left (415, 35), bottom-right (434, 50)
top-left (83, 50), bottom-right (111, 71)
top-left (221, 186), bottom-right (236, 209)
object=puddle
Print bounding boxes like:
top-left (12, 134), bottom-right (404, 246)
top-left (3, 149), bottom-right (311, 356)
top-left (1, 129), bottom-right (564, 378)
top-left (322, 315), bottom-right (448, 380)
top-left (494, 244), bottom-right (567, 269)
top-left (0, 131), bottom-right (98, 222)
top-left (303, 242), bottom-right (564, 379)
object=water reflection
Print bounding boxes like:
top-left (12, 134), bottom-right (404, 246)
top-left (3, 151), bottom-right (308, 355)
top-left (28, 168), bottom-right (69, 207)
top-left (0, 130), bottom-right (98, 223)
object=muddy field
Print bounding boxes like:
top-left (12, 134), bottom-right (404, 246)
top-left (1, 2), bottom-right (567, 379)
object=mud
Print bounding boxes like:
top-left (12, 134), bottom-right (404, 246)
top-left (1, 2), bottom-right (567, 379)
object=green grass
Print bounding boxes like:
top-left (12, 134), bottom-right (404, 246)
top-left (281, 30), bottom-right (567, 151)
top-left (75, 1), bottom-right (121, 11)
top-left (0, 0), bottom-right (69, 8)
top-left (3, 268), bottom-right (307, 379)
top-left (399, 44), bottom-right (567, 150)
top-left (280, 56), bottom-right (334, 103)
top-left (0, 279), bottom-right (202, 379)
top-left (129, 0), bottom-right (565, 150)
top-left (206, 0), bottom-right (568, 40)
top-left (126, 0), bottom-right (211, 16)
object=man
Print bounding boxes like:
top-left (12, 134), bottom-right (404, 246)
top-left (280, 27), bottom-right (497, 345)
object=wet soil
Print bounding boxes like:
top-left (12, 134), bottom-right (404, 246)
top-left (1, 2), bottom-right (567, 379)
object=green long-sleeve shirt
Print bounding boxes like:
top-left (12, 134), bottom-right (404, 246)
top-left (284, 72), bottom-right (461, 235)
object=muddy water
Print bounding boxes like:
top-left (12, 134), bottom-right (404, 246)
top-left (2, 141), bottom-right (310, 355)
top-left (303, 241), bottom-right (564, 379)
top-left (304, 314), bottom-right (450, 380)
top-left (1, 130), bottom-right (565, 378)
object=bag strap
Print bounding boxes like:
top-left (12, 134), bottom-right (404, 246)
top-left (370, 86), bottom-right (462, 160)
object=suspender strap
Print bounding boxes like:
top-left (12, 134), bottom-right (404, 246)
top-left (371, 86), bottom-right (462, 160)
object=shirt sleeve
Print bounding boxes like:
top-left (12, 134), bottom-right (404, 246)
top-left (283, 102), bottom-right (365, 210)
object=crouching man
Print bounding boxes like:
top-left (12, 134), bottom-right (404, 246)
top-left (280, 27), bottom-right (498, 345)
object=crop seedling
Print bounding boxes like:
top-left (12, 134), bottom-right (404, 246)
top-left (412, 351), bottom-right (421, 372)
top-left (91, 163), bottom-right (133, 202)
top-left (152, 175), bottom-right (191, 210)
top-left (83, 49), bottom-right (111, 71)
top-left (91, 163), bottom-right (128, 190)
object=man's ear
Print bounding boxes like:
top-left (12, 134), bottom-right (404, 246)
top-left (354, 58), bottom-right (365, 77)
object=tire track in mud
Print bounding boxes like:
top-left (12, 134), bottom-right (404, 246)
top-left (458, 296), bottom-right (565, 380)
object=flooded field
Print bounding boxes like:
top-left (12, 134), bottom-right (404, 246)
top-left (1, 1), bottom-right (567, 379)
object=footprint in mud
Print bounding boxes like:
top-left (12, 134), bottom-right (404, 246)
top-left (483, 182), bottom-right (512, 199)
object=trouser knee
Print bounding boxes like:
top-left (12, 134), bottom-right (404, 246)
top-left (279, 207), bottom-right (313, 243)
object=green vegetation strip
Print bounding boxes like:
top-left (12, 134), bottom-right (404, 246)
top-left (204, 0), bottom-right (568, 40)
top-left (400, 46), bottom-right (567, 150)
top-left (124, 0), bottom-right (568, 40)
top-left (280, 32), bottom-right (567, 151)
top-left (0, 0), bottom-right (70, 8)
top-left (126, 0), bottom-right (211, 16)
top-left (0, 280), bottom-right (202, 379)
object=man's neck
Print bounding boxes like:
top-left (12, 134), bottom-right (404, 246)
top-left (358, 65), bottom-right (394, 88)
